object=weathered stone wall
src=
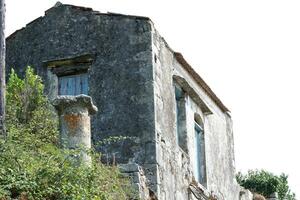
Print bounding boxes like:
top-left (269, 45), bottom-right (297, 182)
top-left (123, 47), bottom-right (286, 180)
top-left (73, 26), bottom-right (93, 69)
top-left (151, 26), bottom-right (190, 199)
top-left (6, 4), bottom-right (155, 166)
top-left (119, 163), bottom-right (153, 200)
top-left (240, 188), bottom-right (254, 200)
top-left (151, 24), bottom-right (246, 199)
top-left (6, 3), bottom-right (253, 199)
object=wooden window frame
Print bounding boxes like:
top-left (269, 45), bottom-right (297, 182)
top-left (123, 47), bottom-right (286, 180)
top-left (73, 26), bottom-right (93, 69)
top-left (43, 54), bottom-right (94, 96)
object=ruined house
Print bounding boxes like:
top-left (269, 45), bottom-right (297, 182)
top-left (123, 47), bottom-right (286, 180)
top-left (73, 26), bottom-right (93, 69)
top-left (5, 3), bottom-right (252, 200)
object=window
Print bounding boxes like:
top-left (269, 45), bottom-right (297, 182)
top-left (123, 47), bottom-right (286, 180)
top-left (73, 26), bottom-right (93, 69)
top-left (194, 120), bottom-right (206, 187)
top-left (175, 85), bottom-right (187, 152)
top-left (58, 73), bottom-right (88, 95)
top-left (44, 54), bottom-right (93, 97)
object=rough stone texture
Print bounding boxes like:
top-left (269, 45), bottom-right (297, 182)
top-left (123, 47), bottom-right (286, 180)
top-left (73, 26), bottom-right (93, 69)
top-left (52, 95), bottom-right (97, 163)
top-left (266, 192), bottom-right (278, 200)
top-left (6, 3), bottom-right (253, 200)
top-left (151, 23), bottom-right (248, 199)
top-left (253, 193), bottom-right (267, 200)
top-left (0, 0), bottom-right (5, 135)
top-left (240, 188), bottom-right (254, 200)
top-left (6, 4), bottom-right (154, 167)
top-left (119, 163), bottom-right (153, 200)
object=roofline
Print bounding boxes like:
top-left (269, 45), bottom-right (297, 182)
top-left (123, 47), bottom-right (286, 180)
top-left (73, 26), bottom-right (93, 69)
top-left (6, 3), bottom-right (151, 42)
top-left (46, 3), bottom-right (151, 20)
top-left (174, 52), bottom-right (230, 113)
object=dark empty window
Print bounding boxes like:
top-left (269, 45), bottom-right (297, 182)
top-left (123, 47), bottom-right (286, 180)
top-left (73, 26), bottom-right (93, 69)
top-left (58, 73), bottom-right (88, 95)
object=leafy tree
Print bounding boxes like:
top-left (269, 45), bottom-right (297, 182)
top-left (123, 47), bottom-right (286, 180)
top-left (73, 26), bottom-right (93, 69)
top-left (0, 67), bottom-right (137, 199)
top-left (237, 170), bottom-right (296, 200)
top-left (6, 67), bottom-right (58, 145)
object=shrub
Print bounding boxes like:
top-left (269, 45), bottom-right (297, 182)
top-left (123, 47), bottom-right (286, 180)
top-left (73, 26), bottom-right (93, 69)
top-left (237, 170), bottom-right (296, 200)
top-left (0, 67), bottom-right (137, 200)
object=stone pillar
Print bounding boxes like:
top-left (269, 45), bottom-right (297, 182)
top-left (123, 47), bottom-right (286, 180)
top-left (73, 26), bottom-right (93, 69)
top-left (52, 95), bottom-right (97, 164)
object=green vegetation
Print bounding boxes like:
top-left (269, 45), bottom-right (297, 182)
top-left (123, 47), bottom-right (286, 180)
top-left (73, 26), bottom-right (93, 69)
top-left (237, 170), bottom-right (296, 200)
top-left (0, 67), bottom-right (136, 200)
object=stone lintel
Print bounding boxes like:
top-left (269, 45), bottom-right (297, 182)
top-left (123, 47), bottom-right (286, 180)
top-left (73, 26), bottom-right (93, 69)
top-left (43, 54), bottom-right (94, 68)
top-left (173, 75), bottom-right (212, 115)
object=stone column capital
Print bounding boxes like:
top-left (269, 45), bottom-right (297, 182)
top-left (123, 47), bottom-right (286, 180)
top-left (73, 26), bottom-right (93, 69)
top-left (52, 94), bottom-right (98, 115)
top-left (52, 95), bottom-right (98, 165)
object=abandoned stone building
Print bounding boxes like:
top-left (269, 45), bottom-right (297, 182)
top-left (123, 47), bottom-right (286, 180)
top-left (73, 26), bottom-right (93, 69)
top-left (5, 3), bottom-right (253, 200)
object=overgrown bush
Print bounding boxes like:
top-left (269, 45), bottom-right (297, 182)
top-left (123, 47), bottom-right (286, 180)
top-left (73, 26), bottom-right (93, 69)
top-left (0, 67), bottom-right (137, 200)
top-left (237, 170), bottom-right (296, 200)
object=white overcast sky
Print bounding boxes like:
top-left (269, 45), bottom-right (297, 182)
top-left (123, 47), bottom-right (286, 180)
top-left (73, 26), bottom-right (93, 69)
top-left (5, 0), bottom-right (300, 197)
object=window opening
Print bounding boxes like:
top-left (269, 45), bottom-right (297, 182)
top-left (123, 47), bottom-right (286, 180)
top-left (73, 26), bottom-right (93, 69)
top-left (175, 85), bottom-right (187, 151)
top-left (58, 73), bottom-right (88, 95)
top-left (194, 120), bottom-right (206, 187)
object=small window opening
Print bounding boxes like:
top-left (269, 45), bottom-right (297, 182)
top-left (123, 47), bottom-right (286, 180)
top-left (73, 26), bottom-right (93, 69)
top-left (58, 73), bottom-right (88, 95)
top-left (175, 85), bottom-right (187, 152)
top-left (45, 54), bottom-right (93, 96)
top-left (194, 117), bottom-right (207, 187)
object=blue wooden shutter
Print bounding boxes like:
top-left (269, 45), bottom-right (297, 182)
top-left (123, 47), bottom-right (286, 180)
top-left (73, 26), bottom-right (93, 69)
top-left (68, 76), bottom-right (75, 95)
top-left (81, 73), bottom-right (88, 95)
top-left (194, 126), bottom-right (201, 182)
top-left (194, 123), bottom-right (205, 184)
top-left (58, 73), bottom-right (88, 95)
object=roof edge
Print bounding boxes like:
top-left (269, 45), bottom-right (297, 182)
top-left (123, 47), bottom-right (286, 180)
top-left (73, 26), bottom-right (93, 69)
top-left (174, 52), bottom-right (230, 113)
top-left (6, 3), bottom-right (151, 41)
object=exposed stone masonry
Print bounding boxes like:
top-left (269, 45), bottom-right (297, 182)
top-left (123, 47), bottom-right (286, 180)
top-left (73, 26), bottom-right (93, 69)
top-left (119, 163), bottom-right (154, 200)
top-left (6, 3), bottom-right (254, 199)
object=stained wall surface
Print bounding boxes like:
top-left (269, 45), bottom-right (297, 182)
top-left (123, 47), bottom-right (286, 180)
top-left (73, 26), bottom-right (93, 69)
top-left (6, 4), bottom-right (155, 166)
top-left (6, 3), bottom-right (251, 199)
top-left (151, 25), bottom-right (244, 199)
